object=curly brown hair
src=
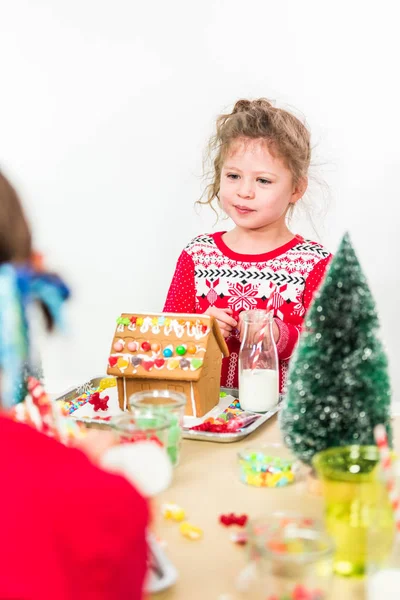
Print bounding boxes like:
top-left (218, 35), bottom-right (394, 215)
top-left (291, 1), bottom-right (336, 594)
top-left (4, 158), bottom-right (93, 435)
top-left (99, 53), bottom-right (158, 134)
top-left (200, 98), bottom-right (311, 213)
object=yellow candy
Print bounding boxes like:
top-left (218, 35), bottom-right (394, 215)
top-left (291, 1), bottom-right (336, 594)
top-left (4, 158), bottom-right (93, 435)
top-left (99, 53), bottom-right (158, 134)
top-left (168, 358), bottom-right (180, 370)
top-left (165, 318), bottom-right (171, 327)
top-left (161, 503), bottom-right (185, 522)
top-left (152, 317), bottom-right (158, 326)
top-left (179, 522), bottom-right (203, 540)
top-left (136, 317), bottom-right (144, 326)
top-left (117, 357), bottom-right (128, 368)
top-left (99, 377), bottom-right (116, 391)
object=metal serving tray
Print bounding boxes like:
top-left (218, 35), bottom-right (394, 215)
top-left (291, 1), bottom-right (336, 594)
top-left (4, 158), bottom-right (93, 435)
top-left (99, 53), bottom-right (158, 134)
top-left (182, 387), bottom-right (281, 443)
top-left (54, 378), bottom-right (281, 442)
top-left (53, 376), bottom-right (105, 404)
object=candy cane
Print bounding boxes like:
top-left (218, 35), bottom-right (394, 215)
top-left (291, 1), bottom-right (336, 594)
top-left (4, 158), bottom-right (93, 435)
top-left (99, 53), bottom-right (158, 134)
top-left (251, 324), bottom-right (268, 370)
top-left (374, 424), bottom-right (400, 536)
top-left (27, 377), bottom-right (56, 437)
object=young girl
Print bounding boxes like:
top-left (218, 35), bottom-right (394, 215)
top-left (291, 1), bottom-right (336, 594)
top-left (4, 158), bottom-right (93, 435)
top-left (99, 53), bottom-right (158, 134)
top-left (164, 98), bottom-right (332, 392)
top-left (0, 171), bottom-right (149, 599)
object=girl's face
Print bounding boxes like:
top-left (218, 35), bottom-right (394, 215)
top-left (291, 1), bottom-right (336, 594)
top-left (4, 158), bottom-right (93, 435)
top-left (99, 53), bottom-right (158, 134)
top-left (219, 138), bottom-right (306, 231)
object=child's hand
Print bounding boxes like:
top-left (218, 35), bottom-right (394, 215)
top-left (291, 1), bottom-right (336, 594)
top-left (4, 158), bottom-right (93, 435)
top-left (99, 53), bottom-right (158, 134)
top-left (205, 306), bottom-right (237, 338)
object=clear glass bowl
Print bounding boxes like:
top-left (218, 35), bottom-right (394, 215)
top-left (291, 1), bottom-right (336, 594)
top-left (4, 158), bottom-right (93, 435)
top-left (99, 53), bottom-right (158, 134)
top-left (238, 443), bottom-right (300, 488)
top-left (247, 512), bottom-right (334, 599)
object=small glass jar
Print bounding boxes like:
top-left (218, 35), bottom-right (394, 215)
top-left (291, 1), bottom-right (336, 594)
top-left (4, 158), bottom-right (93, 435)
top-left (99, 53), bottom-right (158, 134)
top-left (238, 443), bottom-right (300, 488)
top-left (129, 390), bottom-right (186, 466)
top-left (247, 513), bottom-right (334, 599)
top-left (111, 413), bottom-right (169, 447)
top-left (239, 309), bottom-right (279, 413)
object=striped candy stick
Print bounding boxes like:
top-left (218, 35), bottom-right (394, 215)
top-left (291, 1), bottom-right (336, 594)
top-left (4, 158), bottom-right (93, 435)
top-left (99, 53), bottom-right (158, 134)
top-left (251, 324), bottom-right (267, 370)
top-left (27, 376), bottom-right (84, 445)
top-left (27, 377), bottom-right (58, 438)
top-left (250, 310), bottom-right (274, 371)
top-left (374, 424), bottom-right (400, 536)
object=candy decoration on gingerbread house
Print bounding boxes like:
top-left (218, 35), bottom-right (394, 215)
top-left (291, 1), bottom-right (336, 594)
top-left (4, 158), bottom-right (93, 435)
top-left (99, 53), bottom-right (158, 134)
top-left (107, 313), bottom-right (229, 417)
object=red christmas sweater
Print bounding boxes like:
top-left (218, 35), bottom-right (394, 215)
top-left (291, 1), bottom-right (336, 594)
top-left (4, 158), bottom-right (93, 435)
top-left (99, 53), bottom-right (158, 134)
top-left (0, 415), bottom-right (149, 600)
top-left (164, 232), bottom-right (332, 391)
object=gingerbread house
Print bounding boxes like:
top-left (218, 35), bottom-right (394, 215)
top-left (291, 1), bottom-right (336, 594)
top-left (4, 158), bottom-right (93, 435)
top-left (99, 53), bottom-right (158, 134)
top-left (106, 312), bottom-right (230, 417)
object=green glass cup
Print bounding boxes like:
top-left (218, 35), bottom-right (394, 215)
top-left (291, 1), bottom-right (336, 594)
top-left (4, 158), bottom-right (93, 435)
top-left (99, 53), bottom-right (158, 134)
top-left (129, 390), bottom-right (187, 467)
top-left (313, 445), bottom-right (394, 577)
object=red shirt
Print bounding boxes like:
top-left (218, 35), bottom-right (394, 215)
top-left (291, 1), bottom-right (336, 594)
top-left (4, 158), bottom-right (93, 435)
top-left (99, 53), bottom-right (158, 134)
top-left (164, 233), bottom-right (332, 391)
top-left (0, 416), bottom-right (149, 600)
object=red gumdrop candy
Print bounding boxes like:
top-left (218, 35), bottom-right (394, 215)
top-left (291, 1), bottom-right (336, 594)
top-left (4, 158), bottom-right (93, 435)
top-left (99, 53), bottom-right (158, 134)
top-left (219, 512), bottom-right (248, 527)
top-left (292, 584), bottom-right (312, 600)
top-left (108, 356), bottom-right (118, 367)
top-left (236, 514), bottom-right (248, 527)
top-left (89, 392), bottom-right (109, 412)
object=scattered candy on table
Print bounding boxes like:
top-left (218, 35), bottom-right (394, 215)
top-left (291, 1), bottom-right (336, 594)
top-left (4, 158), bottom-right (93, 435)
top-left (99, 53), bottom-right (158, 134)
top-left (179, 522), bottom-right (203, 540)
top-left (230, 531), bottom-right (248, 545)
top-left (219, 513), bottom-right (248, 527)
top-left (162, 503), bottom-right (186, 522)
top-left (238, 451), bottom-right (297, 488)
top-left (267, 584), bottom-right (325, 600)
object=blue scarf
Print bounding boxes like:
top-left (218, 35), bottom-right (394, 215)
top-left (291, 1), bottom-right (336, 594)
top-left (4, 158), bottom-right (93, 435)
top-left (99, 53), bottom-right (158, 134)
top-left (0, 264), bottom-right (70, 408)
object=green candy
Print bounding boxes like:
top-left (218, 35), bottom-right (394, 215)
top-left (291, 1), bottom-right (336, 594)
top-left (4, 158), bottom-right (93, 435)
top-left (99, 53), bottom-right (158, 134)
top-left (191, 358), bottom-right (203, 370)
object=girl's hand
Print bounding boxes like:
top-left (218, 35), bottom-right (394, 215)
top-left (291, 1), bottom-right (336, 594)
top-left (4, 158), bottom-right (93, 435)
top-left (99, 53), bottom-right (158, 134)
top-left (205, 306), bottom-right (237, 338)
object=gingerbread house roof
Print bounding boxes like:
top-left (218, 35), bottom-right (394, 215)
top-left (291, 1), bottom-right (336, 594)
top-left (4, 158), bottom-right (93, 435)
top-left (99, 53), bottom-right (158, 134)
top-left (106, 312), bottom-right (229, 382)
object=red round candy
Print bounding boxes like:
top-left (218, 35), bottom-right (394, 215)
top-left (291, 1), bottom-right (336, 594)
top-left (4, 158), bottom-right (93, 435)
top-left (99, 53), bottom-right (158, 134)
top-left (141, 341), bottom-right (151, 352)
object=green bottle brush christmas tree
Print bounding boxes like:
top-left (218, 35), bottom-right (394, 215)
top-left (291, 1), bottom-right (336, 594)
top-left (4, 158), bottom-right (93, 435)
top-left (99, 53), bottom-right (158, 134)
top-left (280, 232), bottom-right (392, 465)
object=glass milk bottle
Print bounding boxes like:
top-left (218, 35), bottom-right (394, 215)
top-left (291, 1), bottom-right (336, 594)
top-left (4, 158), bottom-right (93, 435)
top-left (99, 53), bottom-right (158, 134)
top-left (239, 309), bottom-right (279, 413)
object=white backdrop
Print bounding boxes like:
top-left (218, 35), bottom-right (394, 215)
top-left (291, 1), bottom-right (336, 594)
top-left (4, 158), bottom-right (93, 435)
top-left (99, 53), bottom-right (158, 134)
top-left (1, 0), bottom-right (399, 401)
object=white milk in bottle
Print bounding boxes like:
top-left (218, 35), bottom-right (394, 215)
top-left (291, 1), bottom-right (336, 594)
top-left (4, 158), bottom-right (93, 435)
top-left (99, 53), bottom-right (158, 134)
top-left (239, 368), bottom-right (279, 412)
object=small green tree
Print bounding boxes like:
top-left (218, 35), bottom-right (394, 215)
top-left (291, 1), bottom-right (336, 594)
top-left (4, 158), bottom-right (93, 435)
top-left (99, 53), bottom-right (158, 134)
top-left (280, 232), bottom-right (392, 465)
